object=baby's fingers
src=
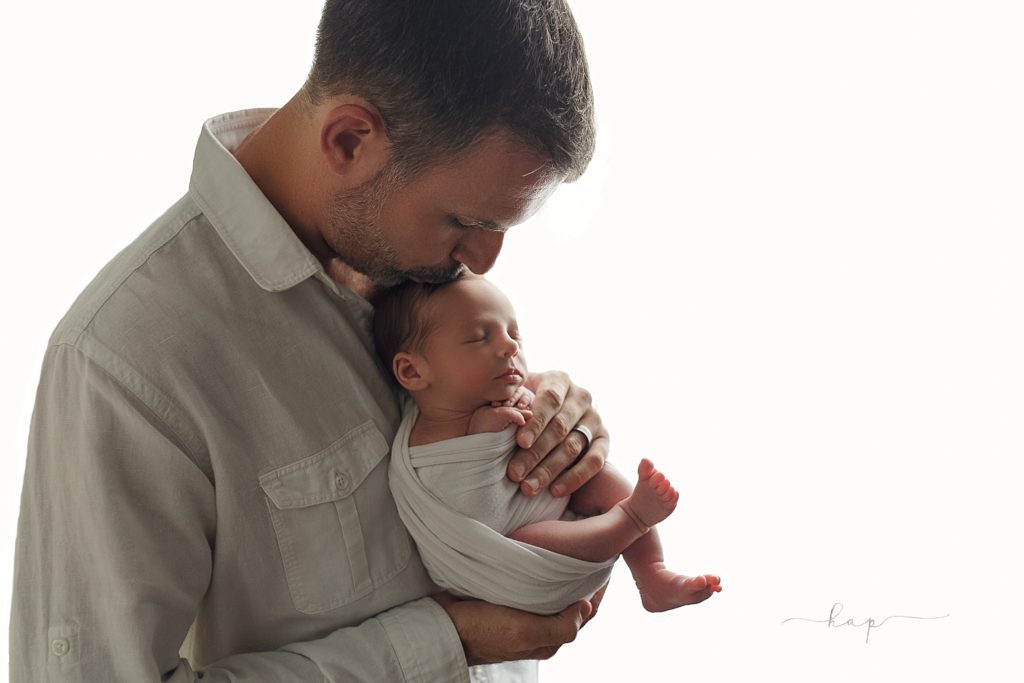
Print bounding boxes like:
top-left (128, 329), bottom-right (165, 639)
top-left (494, 406), bottom-right (527, 427)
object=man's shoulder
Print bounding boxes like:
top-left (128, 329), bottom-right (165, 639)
top-left (50, 192), bottom-right (249, 358)
top-left (51, 193), bottom-right (206, 348)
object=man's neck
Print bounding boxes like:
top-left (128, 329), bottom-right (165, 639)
top-left (233, 92), bottom-right (378, 301)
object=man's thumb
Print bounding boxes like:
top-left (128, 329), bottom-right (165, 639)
top-left (568, 599), bottom-right (593, 628)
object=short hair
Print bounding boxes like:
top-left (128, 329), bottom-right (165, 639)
top-left (372, 274), bottom-right (469, 376)
top-left (305, 0), bottom-right (595, 182)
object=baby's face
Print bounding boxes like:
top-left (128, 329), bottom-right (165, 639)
top-left (418, 276), bottom-right (527, 407)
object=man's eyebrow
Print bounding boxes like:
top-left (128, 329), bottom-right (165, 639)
top-left (469, 218), bottom-right (507, 233)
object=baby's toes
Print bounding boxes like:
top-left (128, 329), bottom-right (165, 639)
top-left (638, 458), bottom-right (655, 480)
top-left (685, 575), bottom-right (708, 592)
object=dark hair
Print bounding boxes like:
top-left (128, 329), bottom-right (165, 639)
top-left (305, 0), bottom-right (594, 182)
top-left (372, 274), bottom-right (470, 375)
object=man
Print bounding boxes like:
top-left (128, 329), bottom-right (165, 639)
top-left (10, 1), bottom-right (610, 681)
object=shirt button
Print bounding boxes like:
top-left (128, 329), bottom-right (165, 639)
top-left (51, 638), bottom-right (70, 657)
top-left (335, 473), bottom-right (350, 491)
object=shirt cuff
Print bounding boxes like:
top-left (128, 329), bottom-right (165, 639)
top-left (376, 596), bottom-right (470, 683)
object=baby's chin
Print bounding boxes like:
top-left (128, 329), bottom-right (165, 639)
top-left (488, 384), bottom-right (526, 404)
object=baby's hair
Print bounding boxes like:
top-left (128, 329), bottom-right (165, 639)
top-left (371, 272), bottom-right (471, 375)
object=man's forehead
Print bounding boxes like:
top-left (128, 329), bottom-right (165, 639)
top-left (439, 129), bottom-right (561, 208)
top-left (514, 174), bottom-right (560, 221)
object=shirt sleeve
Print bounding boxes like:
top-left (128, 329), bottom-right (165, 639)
top-left (10, 343), bottom-right (470, 683)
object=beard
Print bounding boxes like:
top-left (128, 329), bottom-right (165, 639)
top-left (325, 163), bottom-right (465, 287)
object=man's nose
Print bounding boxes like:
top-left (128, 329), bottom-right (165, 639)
top-left (453, 230), bottom-right (505, 275)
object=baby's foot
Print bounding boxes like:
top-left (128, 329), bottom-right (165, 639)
top-left (617, 458), bottom-right (679, 532)
top-left (636, 565), bottom-right (723, 613)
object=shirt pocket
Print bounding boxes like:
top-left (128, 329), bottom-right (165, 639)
top-left (259, 420), bottom-right (412, 614)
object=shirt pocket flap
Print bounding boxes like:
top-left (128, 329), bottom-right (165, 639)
top-left (259, 421), bottom-right (390, 510)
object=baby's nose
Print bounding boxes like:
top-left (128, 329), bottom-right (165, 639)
top-left (502, 338), bottom-right (519, 357)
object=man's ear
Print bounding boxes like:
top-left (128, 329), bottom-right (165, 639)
top-left (393, 351), bottom-right (429, 392)
top-left (319, 101), bottom-right (389, 183)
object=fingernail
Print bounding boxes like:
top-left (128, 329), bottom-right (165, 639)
top-left (524, 477), bottom-right (540, 493)
top-left (521, 434), bottom-right (534, 448)
top-left (550, 484), bottom-right (564, 497)
top-left (509, 463), bottom-right (524, 481)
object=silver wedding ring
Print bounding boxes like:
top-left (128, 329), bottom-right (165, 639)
top-left (570, 423), bottom-right (593, 457)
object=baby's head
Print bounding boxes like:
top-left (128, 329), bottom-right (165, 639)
top-left (373, 273), bottom-right (527, 411)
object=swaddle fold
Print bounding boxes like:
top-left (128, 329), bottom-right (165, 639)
top-left (389, 399), bottom-right (616, 615)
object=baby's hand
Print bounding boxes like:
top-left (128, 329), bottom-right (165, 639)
top-left (491, 386), bottom-right (535, 411)
top-left (468, 404), bottom-right (534, 435)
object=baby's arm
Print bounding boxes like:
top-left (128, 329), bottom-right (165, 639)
top-left (467, 387), bottom-right (535, 434)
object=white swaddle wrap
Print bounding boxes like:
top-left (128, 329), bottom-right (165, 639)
top-left (388, 398), bottom-right (616, 615)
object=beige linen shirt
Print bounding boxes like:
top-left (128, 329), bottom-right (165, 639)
top-left (10, 109), bottom-right (537, 683)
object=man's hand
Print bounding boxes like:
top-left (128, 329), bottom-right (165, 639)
top-left (507, 371), bottom-right (608, 498)
top-left (432, 592), bottom-right (594, 666)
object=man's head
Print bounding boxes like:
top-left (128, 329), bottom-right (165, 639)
top-left (306, 0), bottom-right (594, 184)
top-left (297, 0), bottom-right (594, 286)
top-left (373, 274), bottom-right (527, 409)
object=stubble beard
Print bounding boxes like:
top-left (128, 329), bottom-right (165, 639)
top-left (326, 164), bottom-right (465, 287)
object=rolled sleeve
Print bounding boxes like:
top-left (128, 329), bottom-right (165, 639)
top-left (193, 599), bottom-right (468, 682)
top-left (376, 598), bottom-right (470, 683)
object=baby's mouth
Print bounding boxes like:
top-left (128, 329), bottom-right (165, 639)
top-left (496, 367), bottom-right (524, 380)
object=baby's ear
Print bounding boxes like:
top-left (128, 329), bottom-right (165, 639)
top-left (393, 352), bottom-right (428, 392)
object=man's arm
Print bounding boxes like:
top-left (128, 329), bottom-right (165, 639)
top-left (10, 343), bottom-right (468, 682)
top-left (431, 593), bottom-right (592, 666)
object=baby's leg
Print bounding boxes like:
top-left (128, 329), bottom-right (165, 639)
top-left (528, 460), bottom-right (723, 611)
top-left (625, 528), bottom-right (722, 612)
top-left (508, 459), bottom-right (677, 562)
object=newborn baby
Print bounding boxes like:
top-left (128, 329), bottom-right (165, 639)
top-left (373, 273), bottom-right (721, 613)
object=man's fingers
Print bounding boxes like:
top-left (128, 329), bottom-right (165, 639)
top-left (516, 375), bottom-right (570, 451)
top-left (514, 433), bottom-right (580, 496)
top-left (510, 380), bottom-right (586, 486)
top-left (583, 581), bottom-right (610, 626)
top-left (525, 646), bottom-right (562, 661)
top-left (514, 409), bottom-right (606, 497)
top-left (537, 600), bottom-right (590, 648)
top-left (548, 435), bottom-right (608, 497)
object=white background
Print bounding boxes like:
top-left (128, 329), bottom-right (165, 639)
top-left (2, 2), bottom-right (1022, 681)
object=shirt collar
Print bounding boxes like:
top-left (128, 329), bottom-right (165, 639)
top-left (188, 109), bottom-right (322, 292)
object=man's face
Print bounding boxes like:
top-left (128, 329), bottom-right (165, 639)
top-left (418, 275), bottom-right (527, 407)
top-left (325, 128), bottom-right (559, 287)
